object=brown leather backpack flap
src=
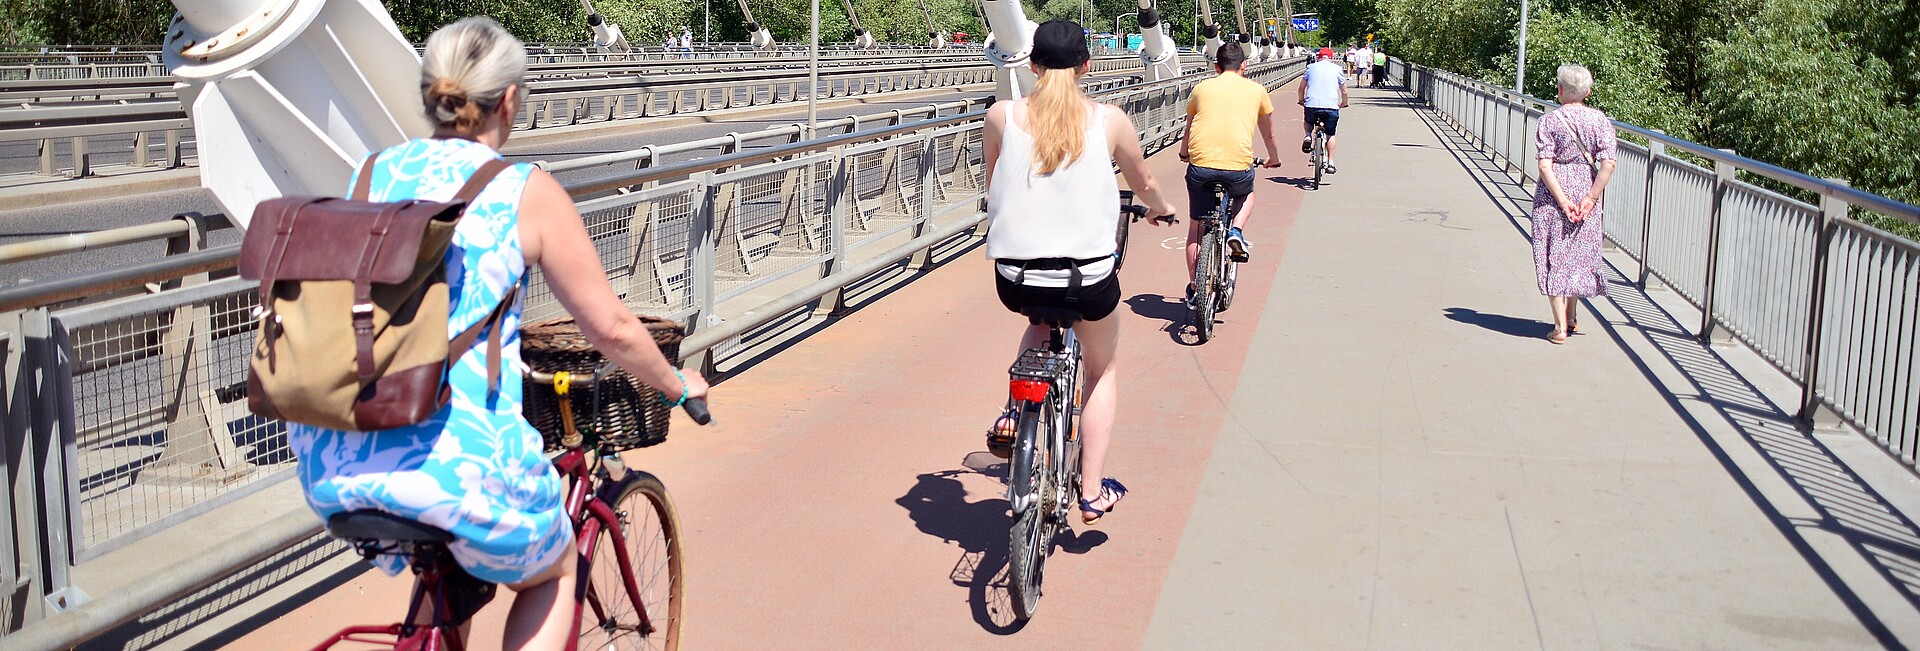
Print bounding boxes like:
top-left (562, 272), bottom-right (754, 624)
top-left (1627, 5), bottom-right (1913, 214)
top-left (239, 197), bottom-right (464, 284)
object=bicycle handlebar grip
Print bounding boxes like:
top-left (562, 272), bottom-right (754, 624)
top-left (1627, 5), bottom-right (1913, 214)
top-left (682, 398), bottom-right (713, 425)
top-left (1121, 204), bottom-right (1150, 216)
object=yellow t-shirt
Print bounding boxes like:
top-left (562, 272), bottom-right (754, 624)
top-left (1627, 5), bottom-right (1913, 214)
top-left (1185, 73), bottom-right (1275, 171)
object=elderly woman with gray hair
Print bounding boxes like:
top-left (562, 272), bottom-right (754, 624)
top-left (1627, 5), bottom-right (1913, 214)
top-left (1531, 63), bottom-right (1617, 344)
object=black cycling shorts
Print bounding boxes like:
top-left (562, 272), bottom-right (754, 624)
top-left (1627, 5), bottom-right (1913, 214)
top-left (1304, 107), bottom-right (1340, 137)
top-left (1185, 165), bottom-right (1256, 222)
top-left (994, 270), bottom-right (1122, 322)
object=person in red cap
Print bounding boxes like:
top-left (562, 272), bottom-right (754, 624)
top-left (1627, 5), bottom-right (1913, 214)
top-left (981, 19), bottom-right (1178, 525)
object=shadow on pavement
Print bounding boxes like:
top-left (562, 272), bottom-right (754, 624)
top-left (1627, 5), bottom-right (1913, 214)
top-left (1443, 307), bottom-right (1551, 339)
top-left (1264, 175), bottom-right (1318, 190)
top-left (897, 468), bottom-right (1108, 635)
top-left (1407, 88), bottom-right (1920, 646)
top-left (1125, 293), bottom-right (1195, 346)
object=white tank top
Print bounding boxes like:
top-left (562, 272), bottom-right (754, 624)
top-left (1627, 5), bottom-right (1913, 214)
top-left (984, 101), bottom-right (1121, 287)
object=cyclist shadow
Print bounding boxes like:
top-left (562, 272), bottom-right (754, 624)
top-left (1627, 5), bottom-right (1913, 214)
top-left (896, 466), bottom-right (1108, 634)
top-left (1265, 176), bottom-right (1318, 190)
top-left (1126, 293), bottom-right (1202, 346)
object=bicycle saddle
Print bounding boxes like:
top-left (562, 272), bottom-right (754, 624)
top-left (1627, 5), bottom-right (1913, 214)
top-left (326, 510), bottom-right (455, 544)
top-left (1021, 306), bottom-right (1084, 327)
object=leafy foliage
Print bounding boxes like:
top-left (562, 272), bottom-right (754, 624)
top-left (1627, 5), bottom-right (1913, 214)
top-left (1492, 5), bottom-right (1703, 139)
top-left (1703, 0), bottom-right (1920, 208)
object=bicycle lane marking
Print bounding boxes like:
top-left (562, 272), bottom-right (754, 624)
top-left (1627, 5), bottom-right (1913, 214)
top-left (214, 79), bottom-right (1313, 649)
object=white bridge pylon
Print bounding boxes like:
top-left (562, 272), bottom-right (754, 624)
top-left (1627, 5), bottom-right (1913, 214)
top-left (162, 0), bottom-right (429, 228)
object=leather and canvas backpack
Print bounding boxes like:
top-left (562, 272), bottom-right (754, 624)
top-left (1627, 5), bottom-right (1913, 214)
top-left (239, 155), bottom-right (515, 431)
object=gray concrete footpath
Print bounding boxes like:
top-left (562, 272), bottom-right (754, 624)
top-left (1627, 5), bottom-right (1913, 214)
top-left (1142, 85), bottom-right (1919, 649)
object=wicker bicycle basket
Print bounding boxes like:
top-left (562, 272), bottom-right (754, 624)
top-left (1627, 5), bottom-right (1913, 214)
top-left (520, 315), bottom-right (684, 452)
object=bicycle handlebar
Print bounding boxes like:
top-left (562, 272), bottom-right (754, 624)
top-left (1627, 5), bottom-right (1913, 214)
top-left (527, 370), bottom-right (715, 425)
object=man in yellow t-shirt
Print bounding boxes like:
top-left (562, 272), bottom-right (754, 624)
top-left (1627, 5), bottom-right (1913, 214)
top-left (1178, 43), bottom-right (1282, 297)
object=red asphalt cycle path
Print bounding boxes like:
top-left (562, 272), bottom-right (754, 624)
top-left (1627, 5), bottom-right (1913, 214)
top-left (226, 79), bottom-right (1312, 650)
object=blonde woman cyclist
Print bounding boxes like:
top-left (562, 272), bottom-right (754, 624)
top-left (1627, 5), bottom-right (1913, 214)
top-left (981, 20), bottom-right (1178, 524)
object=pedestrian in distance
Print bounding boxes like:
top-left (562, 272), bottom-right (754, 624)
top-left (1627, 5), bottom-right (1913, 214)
top-left (1531, 64), bottom-right (1618, 344)
top-left (981, 19), bottom-right (1179, 524)
top-left (1371, 47), bottom-right (1388, 88)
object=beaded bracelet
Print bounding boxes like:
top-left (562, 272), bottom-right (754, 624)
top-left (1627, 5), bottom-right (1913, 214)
top-left (660, 368), bottom-right (689, 409)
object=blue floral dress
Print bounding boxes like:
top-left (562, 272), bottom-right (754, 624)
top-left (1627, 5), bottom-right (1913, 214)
top-left (288, 138), bottom-right (572, 585)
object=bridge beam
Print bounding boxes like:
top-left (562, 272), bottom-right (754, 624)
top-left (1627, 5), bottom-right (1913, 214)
top-left (162, 0), bottom-right (428, 228)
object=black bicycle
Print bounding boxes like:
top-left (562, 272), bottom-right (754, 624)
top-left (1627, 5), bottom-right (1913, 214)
top-left (1112, 190), bottom-right (1152, 271)
top-left (1002, 305), bottom-right (1085, 621)
top-left (1187, 161), bottom-right (1259, 344)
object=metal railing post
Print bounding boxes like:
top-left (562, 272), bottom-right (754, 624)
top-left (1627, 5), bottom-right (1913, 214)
top-left (1800, 179), bottom-right (1849, 429)
top-left (909, 135), bottom-right (938, 270)
top-left (1700, 153), bottom-right (1736, 344)
top-left (20, 307), bottom-right (75, 615)
top-left (1, 308), bottom-right (46, 628)
top-left (820, 147), bottom-right (853, 316)
top-left (1638, 136), bottom-right (1663, 288)
top-left (689, 171), bottom-right (720, 338)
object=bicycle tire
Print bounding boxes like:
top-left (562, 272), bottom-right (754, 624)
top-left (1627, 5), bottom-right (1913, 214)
top-left (1312, 132), bottom-right (1326, 190)
top-left (1194, 228), bottom-right (1219, 343)
top-left (580, 470), bottom-right (684, 651)
top-left (1007, 402), bottom-right (1050, 621)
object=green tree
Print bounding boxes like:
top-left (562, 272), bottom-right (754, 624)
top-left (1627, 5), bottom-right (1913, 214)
top-left (1703, 0), bottom-right (1920, 207)
top-left (1493, 5), bottom-right (1702, 139)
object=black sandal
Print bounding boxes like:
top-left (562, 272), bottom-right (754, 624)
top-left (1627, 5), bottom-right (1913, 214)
top-left (1079, 478), bottom-right (1129, 524)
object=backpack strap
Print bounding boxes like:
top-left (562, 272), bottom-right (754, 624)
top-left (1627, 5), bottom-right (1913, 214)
top-left (449, 284), bottom-right (519, 394)
top-left (351, 153), bottom-right (378, 200)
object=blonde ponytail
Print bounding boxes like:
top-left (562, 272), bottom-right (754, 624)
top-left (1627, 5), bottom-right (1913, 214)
top-left (1027, 66), bottom-right (1087, 176)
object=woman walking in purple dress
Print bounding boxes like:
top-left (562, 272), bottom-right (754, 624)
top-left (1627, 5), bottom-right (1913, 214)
top-left (1532, 63), bottom-right (1617, 344)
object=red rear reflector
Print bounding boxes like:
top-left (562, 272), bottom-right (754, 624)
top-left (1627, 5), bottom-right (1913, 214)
top-left (1009, 380), bottom-right (1049, 402)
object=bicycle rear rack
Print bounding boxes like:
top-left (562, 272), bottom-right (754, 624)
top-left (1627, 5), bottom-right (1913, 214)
top-left (1009, 349), bottom-right (1072, 382)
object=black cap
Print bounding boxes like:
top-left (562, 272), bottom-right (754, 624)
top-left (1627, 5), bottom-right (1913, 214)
top-left (1030, 20), bottom-right (1090, 69)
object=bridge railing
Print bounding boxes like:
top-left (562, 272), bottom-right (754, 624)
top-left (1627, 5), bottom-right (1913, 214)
top-left (1392, 59), bottom-right (1920, 464)
top-left (1, 55), bottom-right (1166, 181)
top-left (0, 57), bottom-right (1304, 645)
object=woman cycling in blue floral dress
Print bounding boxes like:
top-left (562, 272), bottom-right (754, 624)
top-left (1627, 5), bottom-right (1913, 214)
top-left (287, 17), bottom-right (708, 650)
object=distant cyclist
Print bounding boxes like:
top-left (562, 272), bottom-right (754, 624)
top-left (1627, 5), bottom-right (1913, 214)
top-left (1300, 48), bottom-right (1350, 174)
top-left (1177, 43), bottom-right (1282, 297)
top-left (981, 20), bottom-right (1178, 523)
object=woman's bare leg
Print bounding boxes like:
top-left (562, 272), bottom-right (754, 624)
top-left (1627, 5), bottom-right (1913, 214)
top-left (503, 552), bottom-right (578, 650)
top-left (1548, 296), bottom-right (1568, 337)
top-left (1072, 314), bottom-right (1121, 499)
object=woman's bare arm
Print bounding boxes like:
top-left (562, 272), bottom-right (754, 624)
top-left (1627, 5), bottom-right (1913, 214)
top-left (518, 169), bottom-right (709, 399)
top-left (1106, 104), bottom-right (1178, 218)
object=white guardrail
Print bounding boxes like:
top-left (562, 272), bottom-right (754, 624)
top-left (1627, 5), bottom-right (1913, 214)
top-left (0, 57), bottom-right (1307, 647)
top-left (1391, 59), bottom-right (1920, 465)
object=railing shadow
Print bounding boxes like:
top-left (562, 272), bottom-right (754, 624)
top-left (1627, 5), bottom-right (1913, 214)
top-left (1403, 88), bottom-right (1920, 646)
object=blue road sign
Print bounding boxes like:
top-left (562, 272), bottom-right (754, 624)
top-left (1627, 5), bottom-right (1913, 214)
top-left (1292, 18), bottom-right (1320, 32)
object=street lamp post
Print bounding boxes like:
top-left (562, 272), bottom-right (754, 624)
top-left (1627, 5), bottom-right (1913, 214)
top-left (705, 0), bottom-right (711, 44)
top-left (1116, 12), bottom-right (1138, 49)
top-left (1515, 0), bottom-right (1529, 93)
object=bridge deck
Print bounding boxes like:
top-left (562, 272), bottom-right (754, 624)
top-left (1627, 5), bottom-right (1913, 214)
top-left (216, 80), bottom-right (1917, 649)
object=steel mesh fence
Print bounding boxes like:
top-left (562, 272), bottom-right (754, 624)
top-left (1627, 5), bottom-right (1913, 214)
top-left (55, 280), bottom-right (285, 560)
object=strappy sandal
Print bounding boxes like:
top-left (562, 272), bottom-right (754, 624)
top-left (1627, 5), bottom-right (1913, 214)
top-left (1568, 313), bottom-right (1579, 335)
top-left (1548, 329), bottom-right (1568, 345)
top-left (1079, 478), bottom-right (1129, 525)
top-left (986, 410), bottom-right (1017, 459)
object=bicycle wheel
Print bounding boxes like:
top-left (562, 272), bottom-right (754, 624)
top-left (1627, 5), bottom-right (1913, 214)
top-left (580, 470), bottom-right (683, 651)
top-left (1007, 401), bottom-right (1052, 620)
top-left (1113, 209), bottom-right (1132, 271)
top-left (1194, 228), bottom-right (1219, 343)
top-left (1312, 132), bottom-right (1327, 189)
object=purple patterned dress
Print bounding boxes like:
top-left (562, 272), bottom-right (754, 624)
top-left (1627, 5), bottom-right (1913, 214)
top-left (1531, 104), bottom-right (1617, 297)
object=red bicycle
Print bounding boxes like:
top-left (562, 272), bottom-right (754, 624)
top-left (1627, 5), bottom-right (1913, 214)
top-left (315, 368), bottom-right (711, 651)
